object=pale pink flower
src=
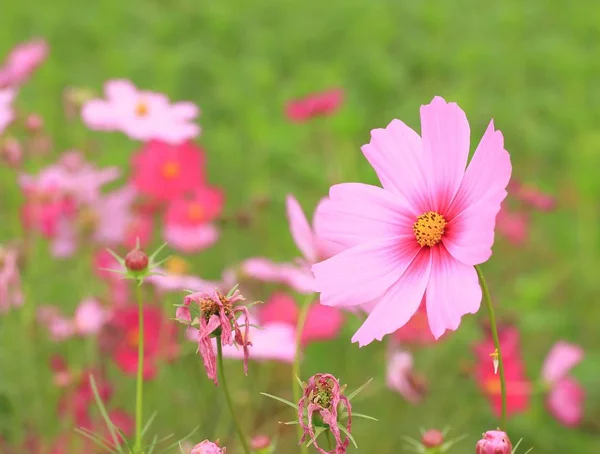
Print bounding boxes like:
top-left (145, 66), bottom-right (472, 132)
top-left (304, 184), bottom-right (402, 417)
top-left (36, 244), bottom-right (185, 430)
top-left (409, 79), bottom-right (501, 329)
top-left (0, 89), bottom-right (15, 134)
top-left (74, 298), bottom-right (107, 335)
top-left (542, 341), bottom-right (585, 426)
top-left (82, 79), bottom-right (200, 144)
top-left (0, 39), bottom-right (48, 88)
top-left (189, 440), bottom-right (226, 454)
top-left (496, 205), bottom-right (529, 245)
top-left (38, 306), bottom-right (75, 341)
top-left (386, 350), bottom-right (424, 404)
top-left (0, 247), bottom-right (23, 312)
top-left (312, 96), bottom-right (512, 345)
top-left (148, 268), bottom-right (217, 294)
top-left (240, 257), bottom-right (315, 293)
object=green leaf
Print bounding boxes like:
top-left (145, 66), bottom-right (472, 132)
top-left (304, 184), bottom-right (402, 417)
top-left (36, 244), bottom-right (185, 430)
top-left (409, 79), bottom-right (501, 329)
top-left (338, 425), bottom-right (358, 449)
top-left (347, 412), bottom-right (378, 421)
top-left (347, 377), bottom-right (373, 401)
top-left (89, 374), bottom-right (123, 453)
top-left (440, 433), bottom-right (467, 451)
top-left (260, 392), bottom-right (297, 409)
top-left (146, 434), bottom-right (159, 454)
top-left (226, 283), bottom-right (240, 298)
top-left (295, 374), bottom-right (304, 388)
top-left (280, 420), bottom-right (300, 425)
top-left (512, 438), bottom-right (523, 453)
top-left (142, 412), bottom-right (158, 437)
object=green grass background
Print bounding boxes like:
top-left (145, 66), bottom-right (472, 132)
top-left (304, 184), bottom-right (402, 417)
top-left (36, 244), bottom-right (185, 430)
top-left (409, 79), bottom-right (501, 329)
top-left (1, 0), bottom-right (600, 452)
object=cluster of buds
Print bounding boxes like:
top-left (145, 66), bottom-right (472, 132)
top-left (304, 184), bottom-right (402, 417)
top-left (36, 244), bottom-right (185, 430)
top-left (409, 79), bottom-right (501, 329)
top-left (262, 374), bottom-right (375, 454)
top-left (175, 287), bottom-right (252, 385)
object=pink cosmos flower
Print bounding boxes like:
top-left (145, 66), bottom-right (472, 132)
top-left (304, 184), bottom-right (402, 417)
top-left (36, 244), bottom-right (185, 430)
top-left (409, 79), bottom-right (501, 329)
top-left (164, 186), bottom-right (224, 252)
top-left (0, 39), bottom-right (48, 88)
top-left (391, 300), bottom-right (436, 345)
top-left (74, 298), bottom-right (107, 335)
top-left (189, 440), bottom-right (226, 454)
top-left (286, 89), bottom-right (344, 123)
top-left (147, 257), bottom-right (218, 294)
top-left (176, 289), bottom-right (251, 385)
top-left (298, 373), bottom-right (352, 454)
top-left (82, 79), bottom-right (200, 144)
top-left (541, 341), bottom-right (584, 427)
top-left (386, 350), bottom-right (425, 404)
top-left (0, 89), bottom-right (15, 134)
top-left (510, 180), bottom-right (556, 211)
top-left (0, 247), bottom-right (23, 312)
top-left (221, 319), bottom-right (296, 363)
top-left (496, 205), bottom-right (529, 245)
top-left (131, 140), bottom-right (206, 202)
top-left (312, 96), bottom-right (512, 346)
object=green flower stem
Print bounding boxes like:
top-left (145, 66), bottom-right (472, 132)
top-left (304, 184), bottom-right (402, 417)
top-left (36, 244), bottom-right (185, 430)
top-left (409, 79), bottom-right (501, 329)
top-left (475, 265), bottom-right (507, 429)
top-left (293, 294), bottom-right (313, 454)
top-left (134, 282), bottom-right (145, 453)
top-left (216, 335), bottom-right (251, 454)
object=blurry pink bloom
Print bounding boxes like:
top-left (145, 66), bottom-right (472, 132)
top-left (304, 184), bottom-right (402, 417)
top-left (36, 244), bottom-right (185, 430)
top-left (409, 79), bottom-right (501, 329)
top-left (386, 350), bottom-right (424, 404)
top-left (286, 88), bottom-right (343, 123)
top-left (147, 256), bottom-right (218, 294)
top-left (542, 341), bottom-right (585, 427)
top-left (164, 186), bottom-right (224, 252)
top-left (51, 216), bottom-right (77, 258)
top-left (82, 79), bottom-right (200, 143)
top-left (0, 89), bottom-right (15, 134)
top-left (312, 96), bottom-right (512, 346)
top-left (421, 429), bottom-right (444, 448)
top-left (496, 206), bottom-right (529, 245)
top-left (25, 113), bottom-right (44, 133)
top-left (258, 291), bottom-right (299, 326)
top-left (176, 289), bottom-right (251, 385)
top-left (38, 306), bottom-right (75, 341)
top-left (0, 247), bottom-right (23, 312)
top-left (391, 300), bottom-right (437, 345)
top-left (0, 39), bottom-right (48, 88)
top-left (476, 430), bottom-right (512, 454)
top-left (510, 180), bottom-right (556, 211)
top-left (74, 298), bottom-right (107, 335)
top-left (298, 373), bottom-right (351, 454)
top-left (131, 140), bottom-right (206, 202)
top-left (250, 435), bottom-right (271, 450)
top-left (189, 440), bottom-right (226, 454)
top-left (240, 257), bottom-right (315, 293)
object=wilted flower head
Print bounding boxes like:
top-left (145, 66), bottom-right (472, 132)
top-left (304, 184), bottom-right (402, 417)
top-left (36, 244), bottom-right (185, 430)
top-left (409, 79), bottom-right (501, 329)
top-left (0, 246), bottom-right (23, 313)
top-left (475, 430), bottom-right (511, 454)
top-left (312, 96), bottom-right (512, 346)
top-left (189, 439), bottom-right (226, 454)
top-left (298, 373), bottom-right (352, 454)
top-left (0, 39), bottom-right (48, 88)
top-left (82, 79), bottom-right (200, 144)
top-left (286, 88), bottom-right (344, 123)
top-left (176, 288), bottom-right (251, 384)
top-left (541, 341), bottom-right (584, 427)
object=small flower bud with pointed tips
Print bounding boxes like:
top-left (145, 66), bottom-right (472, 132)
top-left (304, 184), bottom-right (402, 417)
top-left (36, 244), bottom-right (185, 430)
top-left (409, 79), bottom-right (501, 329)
top-left (189, 439), bottom-right (226, 454)
top-left (422, 429), bottom-right (444, 448)
top-left (125, 248), bottom-right (148, 272)
top-left (476, 430), bottom-right (512, 454)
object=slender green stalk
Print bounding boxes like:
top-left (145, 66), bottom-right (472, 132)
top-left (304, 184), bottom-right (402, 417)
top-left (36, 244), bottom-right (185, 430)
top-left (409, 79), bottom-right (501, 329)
top-left (475, 265), bottom-right (507, 429)
top-left (216, 335), bottom-right (251, 454)
top-left (134, 283), bottom-right (145, 453)
top-left (293, 293), bottom-right (314, 454)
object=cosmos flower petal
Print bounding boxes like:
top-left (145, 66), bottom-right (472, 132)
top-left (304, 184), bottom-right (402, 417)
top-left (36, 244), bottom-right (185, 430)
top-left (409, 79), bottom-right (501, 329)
top-left (286, 194), bottom-right (317, 263)
top-left (313, 235), bottom-right (420, 308)
top-left (104, 79), bottom-right (137, 101)
top-left (171, 101), bottom-right (199, 121)
top-left (546, 377), bottom-right (584, 427)
top-left (81, 100), bottom-right (116, 130)
top-left (351, 248), bottom-right (431, 346)
top-left (316, 182), bottom-right (414, 249)
top-left (420, 96), bottom-right (470, 212)
top-left (361, 119), bottom-right (427, 213)
top-left (425, 246), bottom-right (481, 339)
top-left (541, 341), bottom-right (584, 385)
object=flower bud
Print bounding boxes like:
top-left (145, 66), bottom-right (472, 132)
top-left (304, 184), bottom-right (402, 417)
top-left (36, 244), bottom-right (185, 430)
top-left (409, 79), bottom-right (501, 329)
top-left (125, 249), bottom-right (148, 272)
top-left (476, 430), bottom-right (512, 454)
top-left (250, 434), bottom-right (271, 450)
top-left (422, 429), bottom-right (444, 448)
top-left (25, 114), bottom-right (43, 133)
top-left (189, 439), bottom-right (226, 454)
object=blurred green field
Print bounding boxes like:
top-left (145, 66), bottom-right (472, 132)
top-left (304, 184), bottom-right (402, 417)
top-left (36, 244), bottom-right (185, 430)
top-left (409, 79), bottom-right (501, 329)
top-left (2, 0), bottom-right (600, 452)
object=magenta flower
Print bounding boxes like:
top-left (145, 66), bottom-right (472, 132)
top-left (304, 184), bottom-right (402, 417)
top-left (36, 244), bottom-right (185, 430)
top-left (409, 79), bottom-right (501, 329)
top-left (0, 89), bottom-right (15, 134)
top-left (286, 89), bottom-right (344, 123)
top-left (312, 96), bottom-right (512, 345)
top-left (82, 79), bottom-right (200, 144)
top-left (164, 186), bottom-right (224, 252)
top-left (298, 373), bottom-right (352, 454)
top-left (0, 39), bottom-right (48, 88)
top-left (541, 341), bottom-right (584, 427)
top-left (189, 440), bottom-right (226, 454)
top-left (176, 289), bottom-right (251, 385)
top-left (0, 247), bottom-right (23, 312)
top-left (386, 350), bottom-right (425, 404)
top-left (476, 430), bottom-right (512, 454)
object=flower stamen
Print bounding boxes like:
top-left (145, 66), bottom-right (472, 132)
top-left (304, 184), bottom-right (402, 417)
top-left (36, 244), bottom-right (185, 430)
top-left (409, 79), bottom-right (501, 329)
top-left (413, 211), bottom-right (447, 247)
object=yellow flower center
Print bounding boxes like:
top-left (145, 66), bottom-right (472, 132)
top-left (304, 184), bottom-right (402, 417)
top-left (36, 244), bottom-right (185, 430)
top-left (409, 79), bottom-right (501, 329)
top-left (413, 211), bottom-right (447, 247)
top-left (187, 202), bottom-right (205, 222)
top-left (161, 161), bottom-right (180, 179)
top-left (135, 100), bottom-right (149, 117)
top-left (165, 256), bottom-right (189, 276)
top-left (484, 378), bottom-right (501, 395)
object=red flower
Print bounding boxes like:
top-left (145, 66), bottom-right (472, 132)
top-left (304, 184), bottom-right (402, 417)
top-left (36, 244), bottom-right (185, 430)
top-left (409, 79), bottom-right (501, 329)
top-left (285, 89), bottom-right (343, 123)
top-left (131, 140), bottom-right (205, 202)
top-left (108, 305), bottom-right (179, 379)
